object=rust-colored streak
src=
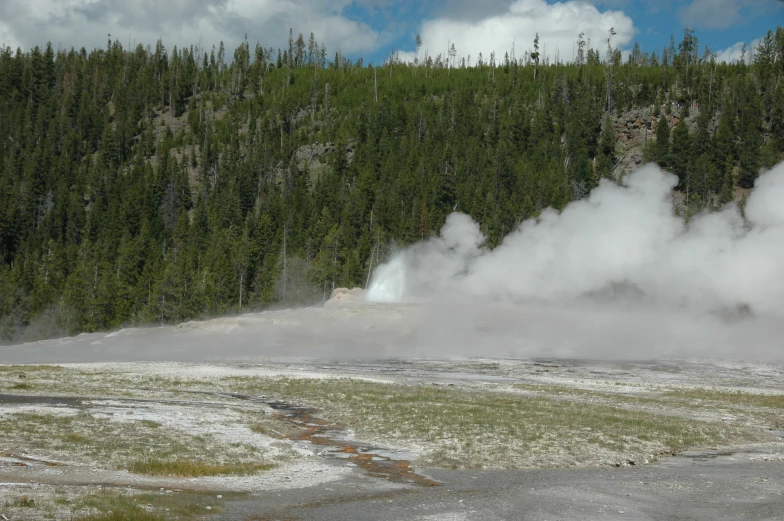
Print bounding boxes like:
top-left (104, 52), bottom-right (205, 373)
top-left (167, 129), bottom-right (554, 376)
top-left (266, 401), bottom-right (438, 487)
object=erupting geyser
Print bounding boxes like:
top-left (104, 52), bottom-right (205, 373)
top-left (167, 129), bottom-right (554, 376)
top-left (366, 256), bottom-right (406, 303)
top-left (368, 162), bottom-right (784, 317)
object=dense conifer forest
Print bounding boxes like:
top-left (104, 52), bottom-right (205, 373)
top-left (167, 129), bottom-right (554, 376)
top-left (1, 28), bottom-right (783, 342)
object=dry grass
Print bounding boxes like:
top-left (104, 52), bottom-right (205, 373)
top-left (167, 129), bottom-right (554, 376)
top-left (126, 459), bottom-right (274, 477)
top-left (75, 512), bottom-right (165, 521)
top-left (65, 433), bottom-right (91, 444)
top-left (18, 494), bottom-right (36, 507)
top-left (250, 423), bottom-right (274, 436)
top-left (0, 364), bottom-right (63, 373)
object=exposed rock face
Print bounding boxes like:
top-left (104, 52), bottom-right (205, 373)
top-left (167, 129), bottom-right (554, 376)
top-left (275, 139), bottom-right (357, 186)
top-left (610, 105), bottom-right (701, 177)
top-left (325, 287), bottom-right (366, 306)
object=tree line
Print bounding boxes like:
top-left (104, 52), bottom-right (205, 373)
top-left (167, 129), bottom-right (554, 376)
top-left (1, 28), bottom-right (782, 342)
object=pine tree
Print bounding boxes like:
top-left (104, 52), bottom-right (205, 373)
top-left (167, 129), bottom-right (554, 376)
top-left (670, 109), bottom-right (692, 189)
top-left (596, 114), bottom-right (617, 180)
top-left (0, 29), bottom-right (780, 341)
top-left (654, 114), bottom-right (671, 168)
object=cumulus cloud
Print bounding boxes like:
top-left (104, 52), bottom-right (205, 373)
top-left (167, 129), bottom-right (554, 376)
top-left (400, 0), bottom-right (635, 65)
top-left (433, 0), bottom-right (514, 21)
top-left (715, 38), bottom-right (763, 63)
top-left (0, 21), bottom-right (21, 50)
top-left (0, 0), bottom-right (380, 55)
top-left (677, 0), bottom-right (744, 30)
top-left (678, 0), bottom-right (782, 30)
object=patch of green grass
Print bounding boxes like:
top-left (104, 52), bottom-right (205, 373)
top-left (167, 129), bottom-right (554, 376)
top-left (73, 490), bottom-right (224, 520)
top-left (139, 420), bottom-right (161, 429)
top-left (11, 382), bottom-right (32, 390)
top-left (224, 376), bottom-right (762, 469)
top-left (75, 512), bottom-right (165, 521)
top-left (0, 412), bottom-right (271, 472)
top-left (127, 459), bottom-right (274, 477)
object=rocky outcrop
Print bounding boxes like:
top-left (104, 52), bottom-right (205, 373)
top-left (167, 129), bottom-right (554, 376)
top-left (325, 287), bottom-right (366, 306)
top-left (610, 105), bottom-right (702, 177)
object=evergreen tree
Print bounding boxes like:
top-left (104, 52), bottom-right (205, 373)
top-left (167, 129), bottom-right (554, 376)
top-left (0, 29), bottom-right (781, 342)
top-left (670, 109), bottom-right (692, 189)
top-left (596, 114), bottom-right (617, 180)
top-left (654, 114), bottom-right (671, 168)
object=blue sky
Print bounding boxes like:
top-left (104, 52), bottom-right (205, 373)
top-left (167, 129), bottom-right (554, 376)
top-left (360, 0), bottom-right (784, 64)
top-left (1, 0), bottom-right (781, 64)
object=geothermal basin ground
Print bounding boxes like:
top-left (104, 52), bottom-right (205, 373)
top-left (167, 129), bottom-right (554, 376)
top-left (1, 302), bottom-right (784, 520)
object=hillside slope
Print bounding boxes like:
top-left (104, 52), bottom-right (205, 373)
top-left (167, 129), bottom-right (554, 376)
top-left (1, 28), bottom-right (783, 341)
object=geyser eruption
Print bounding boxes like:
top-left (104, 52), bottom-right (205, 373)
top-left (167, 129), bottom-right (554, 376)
top-left (368, 162), bottom-right (784, 317)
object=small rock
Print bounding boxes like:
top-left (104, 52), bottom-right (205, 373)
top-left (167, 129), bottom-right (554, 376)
top-left (216, 494), bottom-right (222, 499)
top-left (206, 506), bottom-right (212, 510)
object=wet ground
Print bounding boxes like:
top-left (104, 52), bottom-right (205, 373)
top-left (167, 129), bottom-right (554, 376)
top-left (2, 303), bottom-right (784, 520)
top-left (220, 449), bottom-right (784, 520)
top-left (1, 359), bottom-right (783, 520)
top-left (266, 400), bottom-right (439, 488)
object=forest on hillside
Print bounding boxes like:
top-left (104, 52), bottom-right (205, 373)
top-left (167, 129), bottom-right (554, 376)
top-left (1, 28), bottom-right (783, 342)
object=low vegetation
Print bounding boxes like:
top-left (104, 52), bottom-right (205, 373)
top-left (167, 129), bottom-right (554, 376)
top-left (226, 377), bottom-right (763, 468)
top-left (1, 486), bottom-right (224, 521)
top-left (3, 28), bottom-right (784, 342)
top-left (0, 411), bottom-right (271, 474)
top-left (663, 388), bottom-right (784, 409)
top-left (1, 362), bottom-right (782, 519)
top-left (127, 459), bottom-right (273, 477)
top-left (72, 490), bottom-right (223, 521)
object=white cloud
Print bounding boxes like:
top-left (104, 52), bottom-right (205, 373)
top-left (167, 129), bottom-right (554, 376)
top-left (0, 0), bottom-right (379, 55)
top-left (677, 0), bottom-right (743, 30)
top-left (400, 0), bottom-right (635, 65)
top-left (678, 0), bottom-right (781, 30)
top-left (714, 38), bottom-right (763, 63)
top-left (0, 20), bottom-right (21, 50)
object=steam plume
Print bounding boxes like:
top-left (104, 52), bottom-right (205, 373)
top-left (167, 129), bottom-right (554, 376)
top-left (369, 163), bottom-right (784, 316)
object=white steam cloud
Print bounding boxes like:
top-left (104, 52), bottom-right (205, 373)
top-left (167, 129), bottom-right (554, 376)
top-left (369, 162), bottom-right (784, 318)
top-left (10, 163), bottom-right (783, 364)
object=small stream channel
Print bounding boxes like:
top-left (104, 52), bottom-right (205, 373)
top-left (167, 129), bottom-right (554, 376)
top-left (264, 400), bottom-right (438, 487)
